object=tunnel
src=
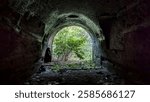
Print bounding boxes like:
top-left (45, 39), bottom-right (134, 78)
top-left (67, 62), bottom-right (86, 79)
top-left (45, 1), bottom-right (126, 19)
top-left (0, 0), bottom-right (150, 84)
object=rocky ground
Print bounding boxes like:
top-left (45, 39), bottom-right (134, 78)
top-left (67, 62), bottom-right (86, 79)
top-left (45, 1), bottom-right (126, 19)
top-left (25, 61), bottom-right (125, 85)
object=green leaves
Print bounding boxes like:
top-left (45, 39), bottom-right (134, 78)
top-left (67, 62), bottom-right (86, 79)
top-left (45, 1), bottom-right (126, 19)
top-left (52, 26), bottom-right (92, 61)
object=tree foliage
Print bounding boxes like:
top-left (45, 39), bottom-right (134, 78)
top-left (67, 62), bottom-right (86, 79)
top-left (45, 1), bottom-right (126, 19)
top-left (52, 26), bottom-right (92, 61)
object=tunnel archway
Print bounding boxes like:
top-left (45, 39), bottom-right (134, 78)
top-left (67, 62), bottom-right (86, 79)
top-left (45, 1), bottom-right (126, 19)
top-left (42, 13), bottom-right (105, 66)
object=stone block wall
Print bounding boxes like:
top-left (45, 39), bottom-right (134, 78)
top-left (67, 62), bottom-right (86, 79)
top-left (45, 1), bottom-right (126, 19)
top-left (0, 3), bottom-right (42, 84)
top-left (103, 0), bottom-right (150, 78)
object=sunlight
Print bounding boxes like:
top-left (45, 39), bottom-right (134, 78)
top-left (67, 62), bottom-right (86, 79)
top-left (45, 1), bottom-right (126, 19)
top-left (52, 26), bottom-right (92, 62)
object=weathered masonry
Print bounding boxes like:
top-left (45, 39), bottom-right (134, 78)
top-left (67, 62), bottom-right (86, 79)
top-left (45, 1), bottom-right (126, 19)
top-left (0, 0), bottom-right (150, 84)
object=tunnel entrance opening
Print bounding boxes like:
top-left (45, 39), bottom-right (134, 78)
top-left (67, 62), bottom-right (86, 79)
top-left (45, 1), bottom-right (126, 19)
top-left (40, 12), bottom-right (107, 73)
top-left (42, 13), bottom-right (105, 68)
top-left (49, 26), bottom-right (94, 71)
top-left (35, 13), bottom-right (110, 84)
top-left (52, 26), bottom-right (92, 62)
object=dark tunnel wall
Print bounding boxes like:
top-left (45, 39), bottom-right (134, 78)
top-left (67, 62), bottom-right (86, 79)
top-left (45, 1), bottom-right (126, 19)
top-left (0, 25), bottom-right (41, 84)
top-left (102, 0), bottom-right (150, 80)
top-left (0, 3), bottom-right (42, 84)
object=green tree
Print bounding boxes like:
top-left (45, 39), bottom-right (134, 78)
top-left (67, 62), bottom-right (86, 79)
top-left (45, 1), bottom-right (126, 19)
top-left (52, 26), bottom-right (92, 61)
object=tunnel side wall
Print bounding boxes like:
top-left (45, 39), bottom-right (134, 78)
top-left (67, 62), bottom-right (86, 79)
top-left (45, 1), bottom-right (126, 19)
top-left (103, 0), bottom-right (150, 79)
top-left (0, 7), bottom-right (42, 84)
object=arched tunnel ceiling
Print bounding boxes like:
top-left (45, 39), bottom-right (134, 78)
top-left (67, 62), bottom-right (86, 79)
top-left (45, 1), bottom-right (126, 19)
top-left (8, 0), bottom-right (141, 41)
top-left (9, 0), bottom-right (138, 23)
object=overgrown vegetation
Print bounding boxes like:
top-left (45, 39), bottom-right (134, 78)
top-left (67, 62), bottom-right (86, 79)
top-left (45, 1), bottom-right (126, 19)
top-left (52, 26), bottom-right (92, 61)
top-left (51, 60), bottom-right (96, 72)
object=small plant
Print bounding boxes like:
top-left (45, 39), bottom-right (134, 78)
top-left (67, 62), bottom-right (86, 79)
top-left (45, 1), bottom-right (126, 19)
top-left (51, 64), bottom-right (61, 72)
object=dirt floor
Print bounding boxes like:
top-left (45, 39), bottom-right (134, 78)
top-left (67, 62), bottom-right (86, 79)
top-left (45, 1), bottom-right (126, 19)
top-left (25, 61), bottom-right (125, 85)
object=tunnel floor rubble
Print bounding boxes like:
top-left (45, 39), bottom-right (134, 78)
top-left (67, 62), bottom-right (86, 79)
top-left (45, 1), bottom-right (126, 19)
top-left (25, 61), bottom-right (124, 85)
